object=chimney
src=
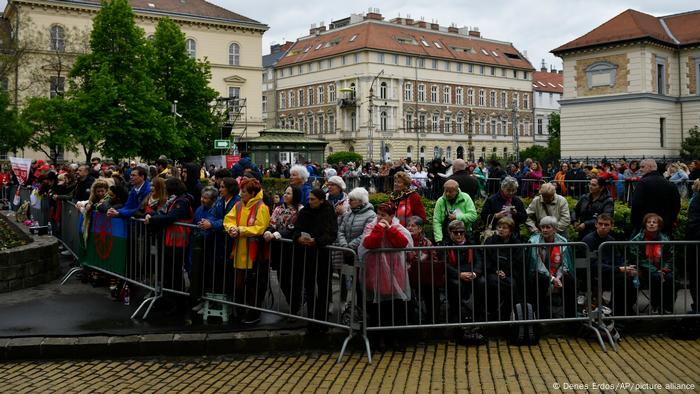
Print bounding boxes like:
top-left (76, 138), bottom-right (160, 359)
top-left (309, 23), bottom-right (317, 35)
top-left (558, 70), bottom-right (563, 75)
top-left (540, 59), bottom-right (547, 72)
top-left (366, 11), bottom-right (383, 20)
top-left (405, 17), bottom-right (413, 25)
top-left (430, 23), bottom-right (439, 31)
top-left (317, 25), bottom-right (326, 33)
top-left (417, 20), bottom-right (427, 28)
top-left (448, 26), bottom-right (458, 33)
top-left (468, 29), bottom-right (480, 37)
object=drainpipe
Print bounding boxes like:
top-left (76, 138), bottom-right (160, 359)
top-left (677, 49), bottom-right (683, 142)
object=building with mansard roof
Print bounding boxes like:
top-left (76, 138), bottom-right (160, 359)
top-left (1, 0), bottom-right (267, 161)
top-left (532, 62), bottom-right (563, 145)
top-left (552, 8), bottom-right (700, 158)
top-left (272, 10), bottom-right (536, 165)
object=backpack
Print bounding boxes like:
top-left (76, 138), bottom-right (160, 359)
top-left (509, 302), bottom-right (540, 345)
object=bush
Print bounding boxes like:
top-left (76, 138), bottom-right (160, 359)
top-left (262, 177), bottom-right (289, 197)
top-left (327, 151), bottom-right (362, 165)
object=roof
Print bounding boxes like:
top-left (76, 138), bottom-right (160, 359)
top-left (263, 50), bottom-right (287, 68)
top-left (39, 0), bottom-right (266, 28)
top-left (532, 71), bottom-right (563, 94)
top-left (276, 20), bottom-right (533, 70)
top-left (241, 129), bottom-right (328, 145)
top-left (552, 8), bottom-right (700, 54)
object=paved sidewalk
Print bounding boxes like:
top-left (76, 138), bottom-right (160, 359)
top-left (1, 336), bottom-right (698, 393)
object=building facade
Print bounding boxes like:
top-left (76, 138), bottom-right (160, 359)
top-left (262, 42), bottom-right (293, 129)
top-left (532, 63), bottom-right (563, 145)
top-left (552, 9), bottom-right (700, 158)
top-left (1, 0), bottom-right (268, 161)
top-left (273, 11), bottom-right (535, 165)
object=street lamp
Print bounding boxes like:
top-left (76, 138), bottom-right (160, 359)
top-left (367, 69), bottom-right (384, 163)
top-left (511, 98), bottom-right (520, 163)
top-left (468, 108), bottom-right (474, 162)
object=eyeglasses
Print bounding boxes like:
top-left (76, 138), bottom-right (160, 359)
top-left (450, 231), bottom-right (465, 235)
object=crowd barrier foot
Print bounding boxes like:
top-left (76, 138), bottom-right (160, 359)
top-left (131, 292), bottom-right (160, 320)
top-left (597, 322), bottom-right (618, 352)
top-left (584, 321), bottom-right (608, 352)
top-left (60, 267), bottom-right (83, 285)
top-left (362, 334), bottom-right (372, 364)
top-left (336, 332), bottom-right (355, 363)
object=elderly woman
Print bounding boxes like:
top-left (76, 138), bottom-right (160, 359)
top-left (359, 203), bottom-right (413, 348)
top-left (482, 217), bottom-right (523, 321)
top-left (289, 164), bottom-right (312, 207)
top-left (326, 175), bottom-right (349, 223)
top-left (528, 216), bottom-right (576, 318)
top-left (526, 182), bottom-right (571, 237)
top-left (630, 213), bottom-right (674, 313)
top-left (405, 216), bottom-right (442, 324)
top-left (224, 178), bottom-right (271, 324)
top-left (481, 176), bottom-right (527, 232)
top-left (390, 171), bottom-right (426, 227)
top-left (574, 177), bottom-right (614, 238)
top-left (337, 187), bottom-right (376, 259)
top-left (291, 189), bottom-right (338, 331)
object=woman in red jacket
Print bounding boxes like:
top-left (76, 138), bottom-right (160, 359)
top-left (389, 171), bottom-right (426, 227)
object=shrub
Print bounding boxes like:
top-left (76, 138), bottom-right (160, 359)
top-left (327, 151), bottom-right (362, 165)
top-left (262, 177), bottom-right (289, 196)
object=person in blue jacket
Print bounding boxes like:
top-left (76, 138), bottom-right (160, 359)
top-left (107, 166), bottom-right (151, 219)
top-left (230, 152), bottom-right (262, 181)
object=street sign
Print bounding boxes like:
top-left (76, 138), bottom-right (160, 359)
top-left (214, 139), bottom-right (230, 149)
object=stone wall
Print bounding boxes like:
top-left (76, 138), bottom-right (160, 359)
top-left (0, 223), bottom-right (59, 293)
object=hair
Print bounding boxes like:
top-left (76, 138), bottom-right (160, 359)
top-left (443, 179), bottom-right (459, 190)
top-left (539, 182), bottom-right (556, 195)
top-left (596, 213), bottom-right (614, 224)
top-left (109, 184), bottom-right (129, 204)
top-left (240, 178), bottom-right (262, 196)
top-left (89, 179), bottom-right (110, 203)
top-left (376, 202), bottom-right (395, 216)
top-left (452, 159), bottom-right (467, 171)
top-left (394, 171), bottom-right (412, 188)
top-left (592, 176), bottom-right (608, 188)
top-left (501, 176), bottom-right (519, 191)
top-left (310, 188), bottom-right (326, 201)
top-left (539, 215), bottom-right (559, 228)
top-left (221, 177), bottom-right (239, 196)
top-left (149, 177), bottom-right (168, 205)
top-left (155, 158), bottom-right (168, 169)
top-left (642, 213), bottom-right (664, 231)
top-left (286, 185), bottom-right (302, 206)
top-left (290, 165), bottom-right (309, 182)
top-left (496, 217), bottom-right (516, 232)
top-left (214, 168), bottom-right (231, 179)
top-left (448, 219), bottom-right (465, 231)
top-left (165, 177), bottom-right (187, 196)
top-left (640, 159), bottom-right (658, 171)
top-left (201, 186), bottom-right (218, 201)
top-left (407, 215), bottom-right (424, 227)
top-left (131, 166), bottom-right (147, 178)
top-left (347, 187), bottom-right (369, 204)
top-left (692, 179), bottom-right (700, 194)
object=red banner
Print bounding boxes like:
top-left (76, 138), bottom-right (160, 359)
top-left (9, 157), bottom-right (32, 185)
top-left (226, 155), bottom-right (240, 168)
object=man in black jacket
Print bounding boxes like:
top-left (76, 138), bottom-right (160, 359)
top-left (630, 159), bottom-right (680, 236)
top-left (448, 159), bottom-right (478, 202)
top-left (73, 165), bottom-right (95, 202)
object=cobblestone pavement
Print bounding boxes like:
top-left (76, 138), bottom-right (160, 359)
top-left (1, 337), bottom-right (699, 393)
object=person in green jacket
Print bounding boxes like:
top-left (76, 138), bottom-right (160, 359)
top-left (629, 213), bottom-right (674, 313)
top-left (432, 180), bottom-right (477, 244)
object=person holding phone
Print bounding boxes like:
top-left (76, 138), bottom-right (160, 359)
top-left (481, 177), bottom-right (527, 232)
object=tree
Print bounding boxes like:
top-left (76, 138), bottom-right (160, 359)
top-left (148, 18), bottom-right (220, 161)
top-left (21, 97), bottom-right (76, 164)
top-left (681, 126), bottom-right (700, 160)
top-left (327, 151), bottom-right (362, 165)
top-left (0, 90), bottom-right (31, 155)
top-left (547, 112), bottom-right (560, 138)
top-left (519, 112), bottom-right (561, 165)
top-left (69, 0), bottom-right (169, 161)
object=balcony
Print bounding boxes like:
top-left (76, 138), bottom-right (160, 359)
top-left (340, 130), bottom-right (356, 141)
top-left (337, 98), bottom-right (357, 108)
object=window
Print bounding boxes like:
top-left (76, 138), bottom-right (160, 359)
top-left (656, 58), bottom-right (666, 95)
top-left (586, 62), bottom-right (617, 88)
top-left (353, 53), bottom-right (359, 63)
top-left (380, 111), bottom-right (387, 131)
top-left (537, 118), bottom-right (543, 134)
top-left (502, 120), bottom-right (507, 135)
top-left (433, 146), bottom-right (440, 159)
top-left (523, 71), bottom-right (529, 80)
top-left (491, 119), bottom-right (496, 135)
top-left (405, 56), bottom-right (412, 66)
top-left (456, 115), bottom-right (463, 133)
top-left (318, 86), bottom-right (324, 104)
top-left (262, 96), bottom-right (267, 113)
top-left (419, 114), bottom-right (426, 131)
top-left (418, 58), bottom-right (425, 68)
top-left (380, 82), bottom-right (387, 99)
top-left (431, 86), bottom-right (438, 103)
top-left (444, 61), bottom-right (450, 71)
top-left (349, 83), bottom-right (356, 99)
top-left (418, 84), bottom-right (426, 102)
top-left (456, 87), bottom-right (463, 105)
top-left (496, 121), bottom-right (501, 135)
top-left (49, 25), bottom-right (65, 52)
top-left (660, 117), bottom-right (666, 147)
top-left (444, 114), bottom-right (451, 133)
top-left (446, 146), bottom-right (452, 159)
top-left (329, 84), bottom-right (336, 102)
top-left (318, 114), bottom-right (324, 133)
top-left (523, 94), bottom-right (529, 109)
top-left (421, 39), bottom-right (430, 47)
top-left (513, 70), bottom-right (518, 78)
top-left (501, 92), bottom-right (507, 108)
top-left (308, 87), bottom-right (314, 105)
top-left (342, 55), bottom-right (347, 65)
top-left (406, 113), bottom-right (413, 131)
top-left (457, 63), bottom-right (462, 72)
top-left (404, 82), bottom-right (413, 101)
top-left (349, 34), bottom-right (358, 42)
top-left (432, 113), bottom-right (439, 132)
top-left (467, 88), bottom-right (474, 105)
top-left (288, 91), bottom-right (295, 108)
top-left (490, 67), bottom-right (495, 76)
top-left (327, 58), bottom-right (333, 68)
top-left (279, 92), bottom-right (285, 109)
top-left (298, 89), bottom-right (304, 106)
top-left (432, 59), bottom-right (438, 69)
top-left (377, 52), bottom-right (384, 63)
top-left (479, 90), bottom-right (485, 106)
top-left (479, 65), bottom-right (484, 75)
top-left (513, 93), bottom-right (519, 109)
top-left (501, 68), bottom-right (506, 77)
top-left (443, 86), bottom-right (451, 104)
top-left (479, 118), bottom-right (485, 134)
top-left (393, 54), bottom-right (399, 64)
top-left (524, 121), bottom-right (530, 136)
top-left (228, 43), bottom-right (240, 65)
top-left (468, 64), bottom-right (474, 73)
top-left (49, 76), bottom-right (65, 98)
top-left (186, 39), bottom-right (196, 58)
top-left (329, 114), bottom-right (335, 132)
top-left (490, 91), bottom-right (496, 107)
top-left (351, 112), bottom-right (357, 131)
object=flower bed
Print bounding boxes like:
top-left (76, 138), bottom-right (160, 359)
top-left (0, 218), bottom-right (29, 250)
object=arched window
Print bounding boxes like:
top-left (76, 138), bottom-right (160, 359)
top-left (186, 39), bottom-right (196, 59)
top-left (350, 111), bottom-right (356, 131)
top-left (228, 43), bottom-right (240, 66)
top-left (380, 111), bottom-right (387, 131)
top-left (329, 84), bottom-right (336, 101)
top-left (446, 146), bottom-right (452, 159)
top-left (433, 146), bottom-right (440, 159)
top-left (379, 82), bottom-right (387, 99)
top-left (50, 25), bottom-right (65, 52)
top-left (349, 83), bottom-right (356, 99)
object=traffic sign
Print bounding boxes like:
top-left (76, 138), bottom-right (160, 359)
top-left (214, 139), bottom-right (230, 149)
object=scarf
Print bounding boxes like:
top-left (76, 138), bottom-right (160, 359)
top-left (147, 195), bottom-right (161, 209)
top-left (499, 190), bottom-right (512, 206)
top-left (644, 231), bottom-right (662, 266)
top-left (328, 192), bottom-right (344, 207)
top-left (390, 188), bottom-right (415, 203)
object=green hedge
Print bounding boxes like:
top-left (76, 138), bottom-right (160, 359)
top-left (262, 177), bottom-right (290, 197)
top-left (326, 151), bottom-right (362, 165)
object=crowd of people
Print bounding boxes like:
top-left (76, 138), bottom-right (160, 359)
top-left (1, 153), bottom-right (699, 348)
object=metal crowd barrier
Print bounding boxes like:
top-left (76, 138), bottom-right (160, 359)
top-left (55, 201), bottom-right (82, 259)
top-left (358, 241), bottom-right (610, 361)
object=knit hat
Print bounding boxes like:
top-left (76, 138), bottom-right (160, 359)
top-left (327, 175), bottom-right (346, 190)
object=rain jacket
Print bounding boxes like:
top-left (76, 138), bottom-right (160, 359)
top-left (432, 189), bottom-right (477, 243)
top-left (223, 190), bottom-right (270, 269)
top-left (528, 233), bottom-right (574, 280)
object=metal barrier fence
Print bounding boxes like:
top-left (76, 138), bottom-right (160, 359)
top-left (56, 201), bottom-right (82, 259)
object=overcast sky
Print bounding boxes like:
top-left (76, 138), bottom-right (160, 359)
top-left (2, 0), bottom-right (697, 69)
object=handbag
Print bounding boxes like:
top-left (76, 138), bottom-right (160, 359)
top-left (480, 214), bottom-right (497, 244)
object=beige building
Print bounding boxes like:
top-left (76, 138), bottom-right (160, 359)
top-left (273, 11), bottom-right (535, 164)
top-left (552, 9), bottom-right (700, 158)
top-left (1, 0), bottom-right (268, 161)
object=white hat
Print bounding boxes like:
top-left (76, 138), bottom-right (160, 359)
top-left (327, 175), bottom-right (346, 190)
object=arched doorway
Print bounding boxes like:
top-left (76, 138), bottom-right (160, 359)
top-left (457, 146), bottom-right (464, 159)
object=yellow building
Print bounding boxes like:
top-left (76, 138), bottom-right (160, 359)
top-left (552, 9), bottom-right (700, 159)
top-left (274, 11), bottom-right (536, 164)
top-left (1, 0), bottom-right (268, 161)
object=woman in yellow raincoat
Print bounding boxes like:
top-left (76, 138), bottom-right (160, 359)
top-left (224, 178), bottom-right (270, 323)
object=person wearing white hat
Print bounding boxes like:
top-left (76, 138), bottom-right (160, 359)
top-left (326, 175), bottom-right (349, 223)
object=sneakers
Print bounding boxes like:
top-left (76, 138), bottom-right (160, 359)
top-left (191, 302), bottom-right (205, 313)
top-left (458, 328), bottom-right (488, 346)
top-left (242, 311), bottom-right (261, 325)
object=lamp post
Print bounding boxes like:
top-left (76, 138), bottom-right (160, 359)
top-left (367, 69), bottom-right (384, 163)
top-left (512, 98), bottom-right (520, 163)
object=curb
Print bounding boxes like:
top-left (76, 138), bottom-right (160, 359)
top-left (0, 329), bottom-right (351, 360)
